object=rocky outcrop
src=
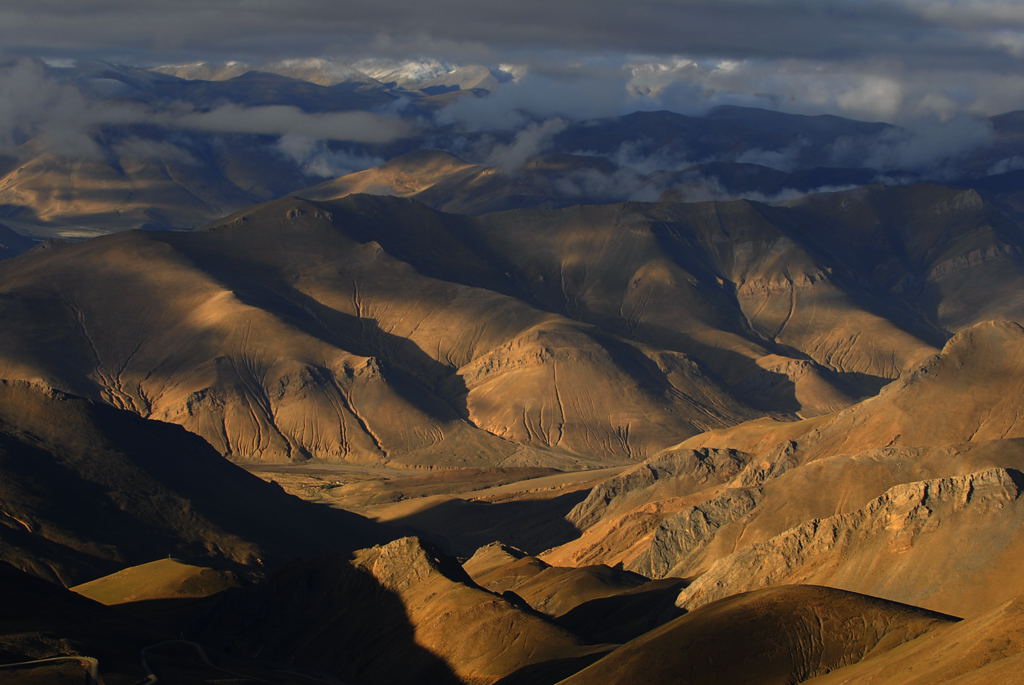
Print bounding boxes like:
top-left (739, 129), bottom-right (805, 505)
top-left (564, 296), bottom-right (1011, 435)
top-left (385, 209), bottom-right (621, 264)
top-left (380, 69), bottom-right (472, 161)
top-left (566, 448), bottom-right (747, 530)
top-left (634, 487), bottom-right (761, 578)
top-left (676, 468), bottom-right (1024, 617)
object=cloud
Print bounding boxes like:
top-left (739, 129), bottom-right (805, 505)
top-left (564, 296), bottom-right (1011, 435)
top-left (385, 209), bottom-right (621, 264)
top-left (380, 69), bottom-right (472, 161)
top-left (172, 104), bottom-right (414, 143)
top-left (437, 66), bottom-right (645, 129)
top-left (4, 0), bottom-right (1024, 68)
top-left (112, 136), bottom-right (197, 164)
top-left (484, 117), bottom-right (567, 171)
top-left (0, 58), bottom-right (137, 158)
top-left (0, 59), bottom-right (414, 160)
top-left (5, 2), bottom-right (1024, 123)
top-left (988, 155), bottom-right (1024, 175)
top-left (856, 116), bottom-right (995, 172)
top-left (276, 134), bottom-right (384, 177)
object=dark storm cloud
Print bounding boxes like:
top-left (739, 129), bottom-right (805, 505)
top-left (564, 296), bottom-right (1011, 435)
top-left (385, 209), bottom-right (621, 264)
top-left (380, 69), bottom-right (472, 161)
top-left (2, 0), bottom-right (1024, 68)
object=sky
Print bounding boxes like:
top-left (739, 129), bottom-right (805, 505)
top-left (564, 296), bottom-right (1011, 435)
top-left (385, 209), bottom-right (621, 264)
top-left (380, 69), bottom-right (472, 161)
top-left (2, 0), bottom-right (1024, 122)
top-left (2, 0), bottom-right (1024, 176)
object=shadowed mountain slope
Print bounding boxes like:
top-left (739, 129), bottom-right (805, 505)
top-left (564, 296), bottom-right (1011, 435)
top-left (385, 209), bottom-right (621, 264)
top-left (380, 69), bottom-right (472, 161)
top-left (542, 322), bottom-right (1024, 616)
top-left (201, 537), bottom-right (607, 685)
top-left (0, 223), bottom-right (33, 260)
top-left (551, 107), bottom-right (893, 169)
top-left (556, 585), bottom-right (954, 685)
top-left (0, 189), bottom-right (1021, 465)
top-left (682, 320), bottom-right (1024, 461)
top-left (0, 561), bottom-right (163, 683)
top-left (808, 594), bottom-right (1024, 684)
top-left (0, 380), bottom-right (383, 585)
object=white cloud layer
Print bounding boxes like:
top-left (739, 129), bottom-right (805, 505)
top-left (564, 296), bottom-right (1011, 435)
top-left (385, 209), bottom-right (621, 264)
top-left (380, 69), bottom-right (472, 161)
top-left (0, 60), bottom-right (415, 159)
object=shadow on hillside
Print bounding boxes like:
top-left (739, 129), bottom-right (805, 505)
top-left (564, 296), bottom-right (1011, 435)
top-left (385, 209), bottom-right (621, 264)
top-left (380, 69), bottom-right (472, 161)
top-left (160, 230), bottom-right (472, 422)
top-left (494, 651), bottom-right (612, 685)
top-left (188, 556), bottom-right (463, 684)
top-left (386, 491), bottom-right (587, 557)
top-left (557, 578), bottom-right (688, 644)
top-left (0, 557), bottom-right (463, 685)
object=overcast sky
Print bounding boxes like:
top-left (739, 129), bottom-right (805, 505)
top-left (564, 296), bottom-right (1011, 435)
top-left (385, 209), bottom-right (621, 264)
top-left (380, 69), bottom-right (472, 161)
top-left (1, 0), bottom-right (1022, 65)
top-left (3, 0), bottom-right (1024, 120)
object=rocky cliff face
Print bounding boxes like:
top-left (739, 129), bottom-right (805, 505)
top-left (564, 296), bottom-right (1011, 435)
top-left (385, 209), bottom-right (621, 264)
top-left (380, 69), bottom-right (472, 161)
top-left (543, 326), bottom-right (1024, 584)
top-left (676, 468), bottom-right (1024, 617)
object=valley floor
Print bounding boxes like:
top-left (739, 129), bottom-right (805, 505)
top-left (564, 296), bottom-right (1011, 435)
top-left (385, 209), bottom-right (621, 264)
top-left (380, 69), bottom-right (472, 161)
top-left (244, 463), bottom-right (630, 556)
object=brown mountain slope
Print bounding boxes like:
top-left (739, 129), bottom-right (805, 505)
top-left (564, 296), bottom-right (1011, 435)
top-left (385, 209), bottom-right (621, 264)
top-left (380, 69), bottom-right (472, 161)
top-left (1, 190), bottom-right (1019, 465)
top-left (808, 594), bottom-right (1024, 684)
top-left (71, 558), bottom-right (238, 606)
top-left (544, 322), bottom-right (1024, 581)
top-left (462, 541), bottom-right (649, 617)
top-left (0, 140), bottom-right (314, 237)
top-left (556, 585), bottom-right (955, 685)
top-left (201, 537), bottom-right (607, 685)
top-left (0, 561), bottom-right (162, 683)
top-left (682, 319), bottom-right (1024, 461)
top-left (544, 439), bottom-right (1024, 579)
top-left (675, 467), bottom-right (1024, 617)
top-left (788, 183), bottom-right (1024, 332)
top-left (310, 162), bottom-right (1024, 353)
top-left (470, 198), bottom-right (937, 388)
top-left (0, 380), bottom-right (382, 585)
top-left (0, 195), bottom-right (760, 465)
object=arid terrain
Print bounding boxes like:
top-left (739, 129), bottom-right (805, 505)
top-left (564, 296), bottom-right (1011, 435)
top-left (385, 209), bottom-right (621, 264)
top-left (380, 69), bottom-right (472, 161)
top-left (4, 44), bottom-right (1024, 684)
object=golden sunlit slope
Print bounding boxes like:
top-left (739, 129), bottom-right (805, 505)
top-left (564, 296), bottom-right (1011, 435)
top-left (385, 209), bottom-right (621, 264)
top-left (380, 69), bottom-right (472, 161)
top-left (1, 189), bottom-right (1021, 466)
top-left (463, 541), bottom-right (649, 617)
top-left (675, 467), bottom-right (1024, 617)
top-left (557, 585), bottom-right (955, 685)
top-left (303, 151), bottom-right (639, 215)
top-left (544, 322), bottom-right (1024, 597)
top-left (303, 149), bottom-right (484, 201)
top-left (71, 558), bottom-right (238, 605)
top-left (808, 594), bottom-right (1024, 684)
top-left (682, 320), bottom-right (1024, 461)
top-left (0, 380), bottom-right (382, 585)
top-left (0, 138), bottom-right (315, 238)
top-left (544, 439), bottom-right (1024, 578)
top-left (0, 195), bottom-right (759, 465)
top-left (202, 538), bottom-right (607, 685)
top-left (0, 561), bottom-right (162, 683)
top-left (542, 446), bottom-right (752, 571)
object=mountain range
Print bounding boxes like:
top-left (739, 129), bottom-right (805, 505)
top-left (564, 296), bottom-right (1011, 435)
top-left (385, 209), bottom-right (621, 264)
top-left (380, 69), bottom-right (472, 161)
top-left (4, 58), bottom-right (1024, 683)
